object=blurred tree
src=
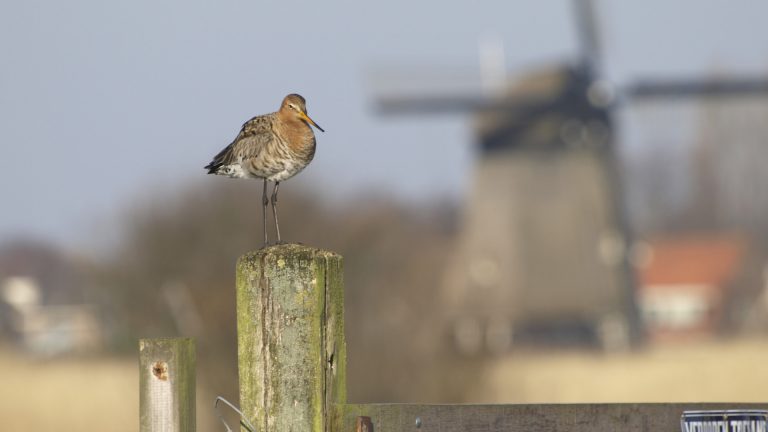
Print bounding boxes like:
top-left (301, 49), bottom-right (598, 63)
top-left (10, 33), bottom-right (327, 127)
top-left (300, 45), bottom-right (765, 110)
top-left (695, 99), bottom-right (768, 238)
top-left (625, 98), bottom-right (768, 238)
top-left (88, 180), bottom-right (464, 402)
top-left (0, 239), bottom-right (87, 305)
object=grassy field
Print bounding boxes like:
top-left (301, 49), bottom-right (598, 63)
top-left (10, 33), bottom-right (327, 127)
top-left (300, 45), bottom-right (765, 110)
top-left (1, 338), bottom-right (767, 430)
top-left (469, 337), bottom-right (768, 403)
top-left (0, 349), bottom-right (219, 431)
top-left (0, 352), bottom-right (138, 431)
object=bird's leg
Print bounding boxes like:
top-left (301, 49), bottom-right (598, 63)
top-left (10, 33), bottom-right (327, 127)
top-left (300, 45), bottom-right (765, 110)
top-left (261, 179), bottom-right (269, 247)
top-left (271, 181), bottom-right (282, 244)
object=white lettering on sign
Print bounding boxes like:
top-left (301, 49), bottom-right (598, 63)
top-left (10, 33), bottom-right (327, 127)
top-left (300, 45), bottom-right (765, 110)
top-left (682, 419), bottom-right (767, 432)
top-left (730, 420), bottom-right (766, 432)
top-left (683, 420), bottom-right (728, 432)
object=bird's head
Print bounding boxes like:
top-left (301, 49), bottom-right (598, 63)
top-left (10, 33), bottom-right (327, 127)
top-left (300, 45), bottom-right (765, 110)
top-left (280, 93), bottom-right (324, 132)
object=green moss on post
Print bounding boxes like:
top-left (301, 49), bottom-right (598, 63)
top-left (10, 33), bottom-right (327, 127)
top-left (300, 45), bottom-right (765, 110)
top-left (237, 244), bottom-right (346, 432)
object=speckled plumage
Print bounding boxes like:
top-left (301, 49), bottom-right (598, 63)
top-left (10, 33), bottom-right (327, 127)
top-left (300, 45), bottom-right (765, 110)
top-left (205, 93), bottom-right (324, 245)
top-left (205, 94), bottom-right (320, 181)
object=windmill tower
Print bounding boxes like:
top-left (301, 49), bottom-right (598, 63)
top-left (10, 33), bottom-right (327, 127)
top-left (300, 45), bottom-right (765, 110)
top-left (373, 0), bottom-right (768, 354)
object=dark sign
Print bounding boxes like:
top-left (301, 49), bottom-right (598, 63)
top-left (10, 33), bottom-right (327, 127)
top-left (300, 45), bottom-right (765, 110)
top-left (681, 410), bottom-right (768, 432)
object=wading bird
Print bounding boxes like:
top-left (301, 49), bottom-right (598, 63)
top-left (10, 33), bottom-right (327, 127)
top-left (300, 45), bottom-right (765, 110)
top-left (205, 93), bottom-right (324, 245)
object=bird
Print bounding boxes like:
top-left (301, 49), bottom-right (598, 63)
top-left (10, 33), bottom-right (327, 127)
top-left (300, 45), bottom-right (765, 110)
top-left (205, 93), bottom-right (324, 246)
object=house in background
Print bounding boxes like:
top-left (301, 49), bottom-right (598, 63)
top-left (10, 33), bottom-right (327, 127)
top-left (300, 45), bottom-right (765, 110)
top-left (637, 234), bottom-right (746, 343)
top-left (0, 240), bottom-right (103, 356)
top-left (1, 276), bottom-right (102, 356)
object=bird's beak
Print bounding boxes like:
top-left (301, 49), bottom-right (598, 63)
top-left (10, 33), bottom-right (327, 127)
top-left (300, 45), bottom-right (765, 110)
top-left (300, 111), bottom-right (325, 132)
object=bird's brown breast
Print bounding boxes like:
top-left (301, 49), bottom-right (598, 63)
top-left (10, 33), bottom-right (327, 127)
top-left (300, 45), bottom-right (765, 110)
top-left (278, 117), bottom-right (316, 160)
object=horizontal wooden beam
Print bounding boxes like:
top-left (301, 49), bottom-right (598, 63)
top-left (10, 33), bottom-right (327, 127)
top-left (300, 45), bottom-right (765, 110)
top-left (342, 403), bottom-right (768, 432)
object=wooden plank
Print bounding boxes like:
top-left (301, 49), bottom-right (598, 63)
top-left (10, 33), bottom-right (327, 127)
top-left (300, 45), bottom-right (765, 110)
top-left (342, 403), bottom-right (768, 432)
top-left (139, 337), bottom-right (196, 432)
top-left (237, 244), bottom-right (345, 432)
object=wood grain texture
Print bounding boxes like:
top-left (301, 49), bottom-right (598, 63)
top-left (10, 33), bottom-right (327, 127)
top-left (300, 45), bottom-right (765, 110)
top-left (139, 337), bottom-right (196, 432)
top-left (342, 403), bottom-right (768, 432)
top-left (237, 244), bottom-right (345, 432)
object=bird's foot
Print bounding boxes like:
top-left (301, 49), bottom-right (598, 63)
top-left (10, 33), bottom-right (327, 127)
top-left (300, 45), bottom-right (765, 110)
top-left (258, 240), bottom-right (285, 249)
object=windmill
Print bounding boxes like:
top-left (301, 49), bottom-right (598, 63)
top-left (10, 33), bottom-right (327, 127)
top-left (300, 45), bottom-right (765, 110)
top-left (372, 0), bottom-right (768, 354)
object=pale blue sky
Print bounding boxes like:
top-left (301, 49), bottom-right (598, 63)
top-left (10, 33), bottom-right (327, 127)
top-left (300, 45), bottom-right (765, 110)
top-left (1, 1), bottom-right (767, 249)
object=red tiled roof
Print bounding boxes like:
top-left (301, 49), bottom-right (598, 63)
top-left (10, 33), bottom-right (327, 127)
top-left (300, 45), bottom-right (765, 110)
top-left (639, 234), bottom-right (746, 287)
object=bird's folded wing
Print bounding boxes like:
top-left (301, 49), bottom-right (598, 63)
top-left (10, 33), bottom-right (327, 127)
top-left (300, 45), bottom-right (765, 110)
top-left (211, 116), bottom-right (274, 167)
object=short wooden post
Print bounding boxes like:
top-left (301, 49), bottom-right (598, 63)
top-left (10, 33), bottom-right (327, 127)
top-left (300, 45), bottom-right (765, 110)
top-left (237, 244), bottom-right (346, 432)
top-left (139, 337), bottom-right (196, 432)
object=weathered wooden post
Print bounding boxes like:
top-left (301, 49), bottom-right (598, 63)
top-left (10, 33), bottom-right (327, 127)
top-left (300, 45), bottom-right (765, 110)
top-left (139, 337), bottom-right (196, 432)
top-left (237, 244), bottom-right (346, 432)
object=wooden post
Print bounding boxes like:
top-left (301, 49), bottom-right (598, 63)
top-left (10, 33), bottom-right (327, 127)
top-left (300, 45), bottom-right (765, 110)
top-left (139, 337), bottom-right (196, 432)
top-left (237, 244), bottom-right (346, 432)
